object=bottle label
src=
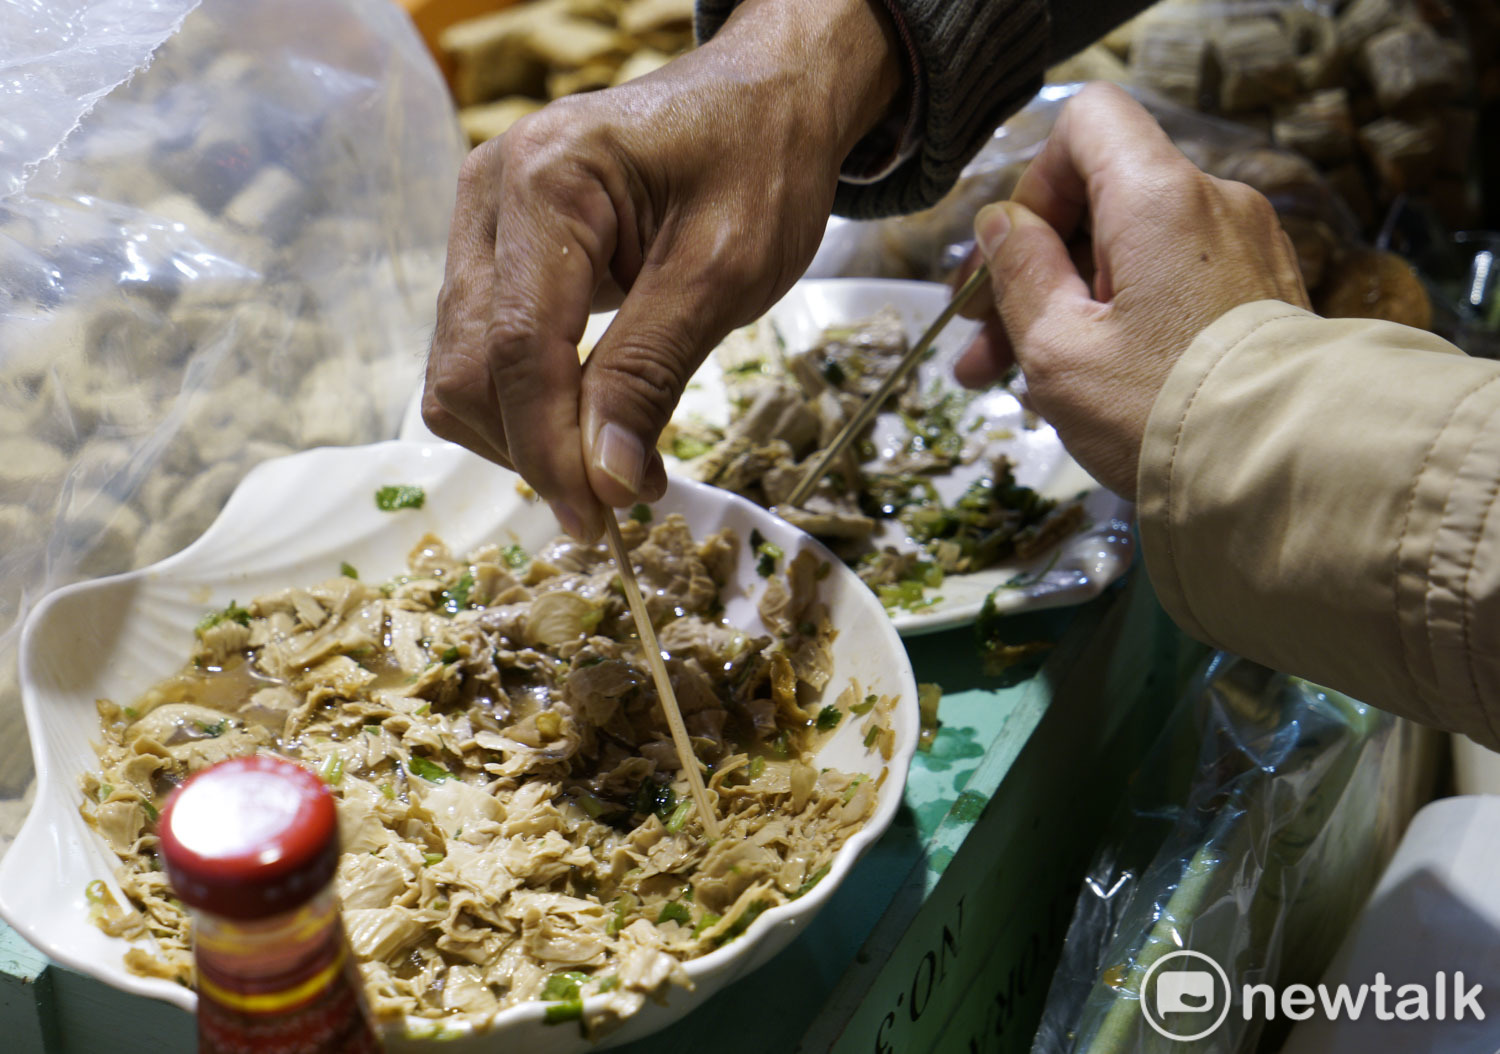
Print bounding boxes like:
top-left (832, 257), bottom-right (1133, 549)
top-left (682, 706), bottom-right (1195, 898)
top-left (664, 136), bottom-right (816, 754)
top-left (197, 930), bottom-right (380, 1054)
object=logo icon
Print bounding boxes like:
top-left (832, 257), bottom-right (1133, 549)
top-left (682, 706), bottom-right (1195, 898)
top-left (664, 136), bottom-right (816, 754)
top-left (1141, 950), bottom-right (1232, 1041)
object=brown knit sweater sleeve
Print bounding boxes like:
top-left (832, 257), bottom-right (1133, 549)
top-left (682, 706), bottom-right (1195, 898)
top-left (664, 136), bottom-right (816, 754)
top-left (695, 0), bottom-right (1153, 218)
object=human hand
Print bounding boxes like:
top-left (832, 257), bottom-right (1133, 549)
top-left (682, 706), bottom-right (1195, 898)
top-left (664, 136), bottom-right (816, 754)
top-left (423, 0), bottom-right (902, 539)
top-left (953, 83), bottom-right (1310, 498)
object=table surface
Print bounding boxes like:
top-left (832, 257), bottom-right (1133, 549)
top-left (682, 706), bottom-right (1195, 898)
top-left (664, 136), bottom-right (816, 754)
top-left (1, 570), bottom-right (1198, 1054)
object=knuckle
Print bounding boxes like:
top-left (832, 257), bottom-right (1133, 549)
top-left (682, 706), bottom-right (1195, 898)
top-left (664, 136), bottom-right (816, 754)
top-left (421, 387), bottom-right (465, 440)
top-left (456, 140), bottom-right (500, 197)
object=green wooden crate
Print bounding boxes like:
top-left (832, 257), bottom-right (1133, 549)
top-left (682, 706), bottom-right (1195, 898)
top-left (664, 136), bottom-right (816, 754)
top-left (0, 572), bottom-right (1197, 1053)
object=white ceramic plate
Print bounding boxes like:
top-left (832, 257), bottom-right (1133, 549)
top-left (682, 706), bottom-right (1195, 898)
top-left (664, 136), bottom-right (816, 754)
top-left (1, 440), bottom-right (917, 1053)
top-left (402, 279), bottom-right (1134, 635)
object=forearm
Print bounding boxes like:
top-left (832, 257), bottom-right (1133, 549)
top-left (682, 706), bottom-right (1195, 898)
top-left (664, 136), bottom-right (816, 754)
top-left (1138, 302), bottom-right (1500, 749)
top-left (694, 0), bottom-right (904, 178)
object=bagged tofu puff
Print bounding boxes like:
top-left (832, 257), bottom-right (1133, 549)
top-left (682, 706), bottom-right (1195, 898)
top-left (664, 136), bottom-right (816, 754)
top-left (0, 0), bottom-right (464, 819)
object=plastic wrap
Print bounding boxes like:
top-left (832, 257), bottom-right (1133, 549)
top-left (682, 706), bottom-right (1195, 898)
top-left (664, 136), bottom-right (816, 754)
top-left (1030, 654), bottom-right (1436, 1054)
top-left (806, 82), bottom-right (1444, 329)
top-left (0, 0), bottom-right (466, 830)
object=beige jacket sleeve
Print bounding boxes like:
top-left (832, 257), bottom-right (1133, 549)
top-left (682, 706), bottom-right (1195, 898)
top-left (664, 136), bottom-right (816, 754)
top-left (1138, 300), bottom-right (1500, 750)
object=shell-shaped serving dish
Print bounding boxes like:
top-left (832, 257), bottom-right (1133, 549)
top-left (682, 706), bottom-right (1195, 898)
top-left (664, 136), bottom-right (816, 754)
top-left (1, 440), bottom-right (918, 1052)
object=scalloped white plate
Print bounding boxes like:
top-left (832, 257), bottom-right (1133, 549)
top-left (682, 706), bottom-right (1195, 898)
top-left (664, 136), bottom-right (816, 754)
top-left (0, 440), bottom-right (917, 1053)
top-left (402, 279), bottom-right (1134, 636)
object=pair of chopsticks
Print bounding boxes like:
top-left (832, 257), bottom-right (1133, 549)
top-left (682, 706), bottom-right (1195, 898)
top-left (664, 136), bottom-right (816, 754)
top-left (599, 264), bottom-right (990, 839)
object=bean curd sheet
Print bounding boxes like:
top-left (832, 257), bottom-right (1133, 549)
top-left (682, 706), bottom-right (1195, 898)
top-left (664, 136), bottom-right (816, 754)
top-left (663, 309), bottom-right (1087, 613)
top-left (79, 514), bottom-right (893, 1033)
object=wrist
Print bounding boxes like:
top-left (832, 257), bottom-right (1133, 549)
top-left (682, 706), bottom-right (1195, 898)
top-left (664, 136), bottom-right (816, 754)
top-left (708, 0), bottom-right (906, 163)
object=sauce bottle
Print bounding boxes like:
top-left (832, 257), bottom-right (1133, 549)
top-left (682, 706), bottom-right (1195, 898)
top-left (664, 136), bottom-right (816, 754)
top-left (158, 755), bottom-right (381, 1053)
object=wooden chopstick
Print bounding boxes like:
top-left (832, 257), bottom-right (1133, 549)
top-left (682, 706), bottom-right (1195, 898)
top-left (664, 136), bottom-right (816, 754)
top-left (602, 514), bottom-right (722, 840)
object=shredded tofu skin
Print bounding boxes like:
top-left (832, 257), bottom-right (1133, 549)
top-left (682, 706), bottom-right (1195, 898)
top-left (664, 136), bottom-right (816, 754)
top-left (79, 514), bottom-right (892, 1032)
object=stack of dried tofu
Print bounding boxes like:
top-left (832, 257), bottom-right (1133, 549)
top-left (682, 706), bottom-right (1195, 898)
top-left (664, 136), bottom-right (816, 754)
top-left (442, 0), bottom-right (695, 144)
top-left (1049, 0), bottom-right (1477, 235)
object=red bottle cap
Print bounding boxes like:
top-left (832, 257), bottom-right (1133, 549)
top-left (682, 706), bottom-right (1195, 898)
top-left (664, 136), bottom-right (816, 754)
top-left (158, 756), bottom-right (339, 920)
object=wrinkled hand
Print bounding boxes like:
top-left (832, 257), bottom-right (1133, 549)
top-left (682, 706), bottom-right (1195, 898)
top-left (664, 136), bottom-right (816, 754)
top-left (954, 82), bottom-right (1310, 498)
top-left (424, 0), bottom-right (900, 539)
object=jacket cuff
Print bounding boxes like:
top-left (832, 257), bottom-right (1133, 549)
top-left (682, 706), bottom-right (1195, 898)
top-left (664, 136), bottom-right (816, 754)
top-left (1138, 300), bottom-right (1500, 748)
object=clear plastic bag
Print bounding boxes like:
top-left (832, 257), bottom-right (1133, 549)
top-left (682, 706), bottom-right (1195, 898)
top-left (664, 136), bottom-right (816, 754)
top-left (810, 81), bottom-right (1362, 283)
top-left (1030, 654), bottom-right (1436, 1054)
top-left (0, 0), bottom-right (465, 824)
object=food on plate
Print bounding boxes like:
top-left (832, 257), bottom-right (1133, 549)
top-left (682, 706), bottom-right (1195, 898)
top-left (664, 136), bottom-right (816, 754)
top-left (79, 515), bottom-right (893, 1029)
top-left (663, 309), bottom-right (1084, 612)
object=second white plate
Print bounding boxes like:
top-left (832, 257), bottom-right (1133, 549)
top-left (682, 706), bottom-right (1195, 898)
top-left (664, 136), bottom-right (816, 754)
top-left (403, 279), bottom-right (1134, 635)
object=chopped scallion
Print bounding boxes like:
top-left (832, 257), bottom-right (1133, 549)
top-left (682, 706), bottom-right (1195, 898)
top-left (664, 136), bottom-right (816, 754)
top-left (656, 901), bottom-right (691, 925)
top-left (374, 484), bottom-right (425, 511)
top-left (409, 756), bottom-right (450, 782)
top-left (665, 799), bottom-right (694, 833)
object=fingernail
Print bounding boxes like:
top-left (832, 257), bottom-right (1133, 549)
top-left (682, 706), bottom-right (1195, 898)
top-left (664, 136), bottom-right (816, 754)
top-left (594, 422), bottom-right (645, 495)
top-left (550, 500), bottom-right (585, 540)
top-left (975, 204), bottom-right (1011, 257)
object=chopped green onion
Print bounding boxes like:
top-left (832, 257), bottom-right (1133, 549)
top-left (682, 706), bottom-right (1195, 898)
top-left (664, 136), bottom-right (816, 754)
top-left (693, 912), bottom-right (722, 938)
top-left (438, 570), bottom-right (474, 616)
top-left (842, 774), bottom-right (869, 803)
top-left (794, 863), bottom-right (832, 898)
top-left (815, 706), bottom-right (842, 732)
top-left (714, 899), bottom-right (770, 945)
top-left (606, 894), bottom-right (635, 936)
top-left (541, 972), bottom-right (589, 1002)
top-left (374, 484), bottom-right (425, 511)
top-left (422, 851), bottom-right (445, 867)
top-left (339, 561), bottom-right (359, 579)
top-left (194, 601), bottom-right (250, 637)
top-left (671, 435), bottom-right (713, 460)
top-left (665, 799), bottom-right (694, 833)
top-left (851, 694), bottom-right (878, 716)
top-left (628, 503), bottom-right (652, 524)
top-left (409, 756), bottom-right (450, 782)
top-left (431, 899), bottom-right (449, 912)
top-left (597, 975), bottom-right (621, 993)
top-left (98, 783), bottom-right (113, 802)
top-left (441, 645), bottom-right (460, 663)
top-left (379, 783), bottom-right (395, 800)
top-left (574, 792), bottom-right (613, 820)
top-left (863, 726), bottom-right (880, 748)
top-left (85, 879), bottom-right (108, 905)
top-left (318, 755), bottom-right (344, 785)
top-left (501, 544), bottom-right (528, 569)
top-left (544, 1000), bottom-right (583, 1024)
top-left (657, 901), bottom-right (691, 925)
top-left (122, 706), bottom-right (137, 720)
top-left (747, 756), bottom-right (766, 779)
top-left (141, 799), bottom-right (159, 823)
